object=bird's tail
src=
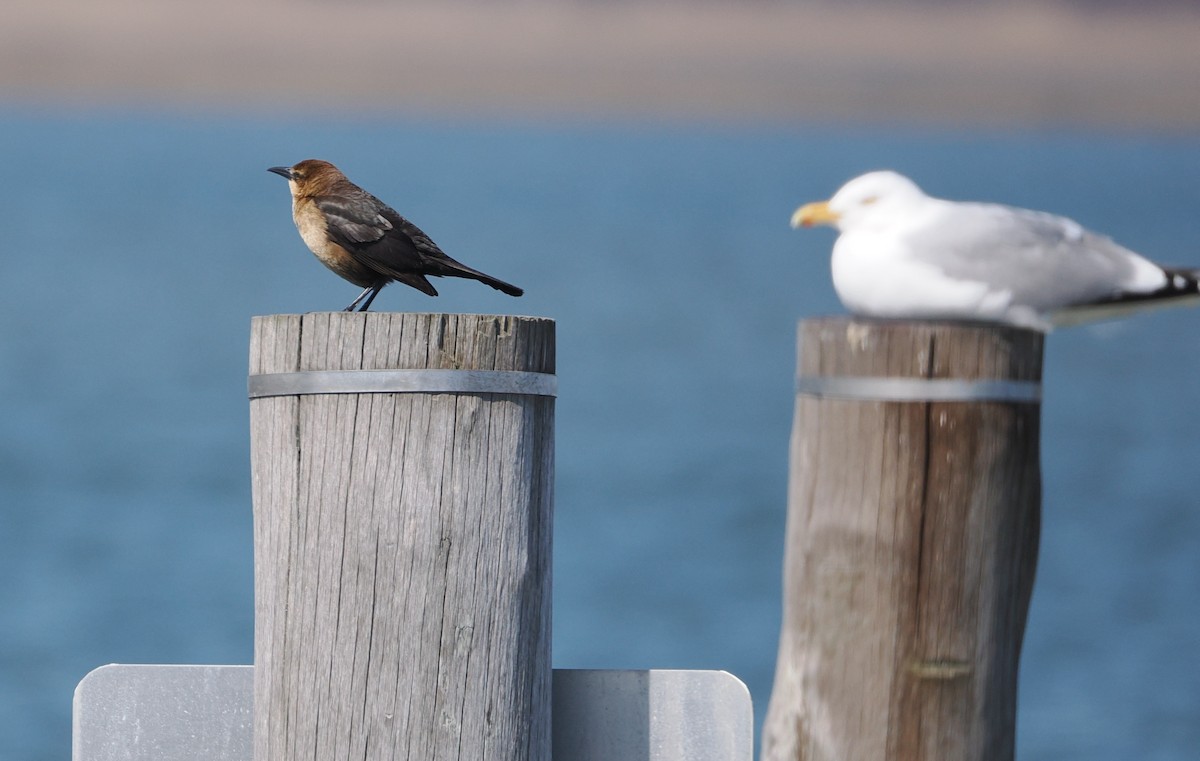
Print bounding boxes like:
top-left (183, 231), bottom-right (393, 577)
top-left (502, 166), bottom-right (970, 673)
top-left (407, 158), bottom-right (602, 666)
top-left (1123, 265), bottom-right (1200, 306)
top-left (439, 259), bottom-right (525, 297)
top-left (1053, 266), bottom-right (1200, 327)
top-left (1163, 266), bottom-right (1200, 296)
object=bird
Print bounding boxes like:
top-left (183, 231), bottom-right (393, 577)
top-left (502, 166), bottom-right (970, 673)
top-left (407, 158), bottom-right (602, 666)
top-left (791, 170), bottom-right (1200, 331)
top-left (268, 159), bottom-right (523, 311)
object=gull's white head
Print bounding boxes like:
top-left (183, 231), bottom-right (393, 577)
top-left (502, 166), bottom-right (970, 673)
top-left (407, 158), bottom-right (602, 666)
top-left (791, 170), bottom-right (929, 232)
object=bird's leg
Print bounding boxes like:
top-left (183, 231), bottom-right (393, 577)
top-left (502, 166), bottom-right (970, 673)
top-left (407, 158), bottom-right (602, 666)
top-left (356, 285), bottom-right (383, 312)
top-left (344, 285), bottom-right (381, 312)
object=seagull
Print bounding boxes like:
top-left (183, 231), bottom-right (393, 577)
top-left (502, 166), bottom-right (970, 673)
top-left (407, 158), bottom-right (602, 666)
top-left (791, 170), bottom-right (1200, 331)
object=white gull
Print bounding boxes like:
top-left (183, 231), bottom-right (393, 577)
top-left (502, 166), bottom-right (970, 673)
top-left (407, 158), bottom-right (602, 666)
top-left (792, 170), bottom-right (1200, 331)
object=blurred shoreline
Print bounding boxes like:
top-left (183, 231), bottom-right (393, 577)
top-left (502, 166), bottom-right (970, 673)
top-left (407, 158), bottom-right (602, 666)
top-left (3, 0), bottom-right (1200, 130)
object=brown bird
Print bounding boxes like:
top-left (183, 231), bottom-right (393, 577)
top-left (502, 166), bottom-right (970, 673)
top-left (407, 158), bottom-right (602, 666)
top-left (268, 159), bottom-right (524, 311)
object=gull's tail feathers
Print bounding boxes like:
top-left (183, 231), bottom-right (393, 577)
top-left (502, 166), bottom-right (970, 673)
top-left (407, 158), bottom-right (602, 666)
top-left (1052, 267), bottom-right (1200, 328)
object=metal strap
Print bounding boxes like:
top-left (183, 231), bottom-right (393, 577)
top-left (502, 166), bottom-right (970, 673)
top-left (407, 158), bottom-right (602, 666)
top-left (796, 375), bottom-right (1041, 403)
top-left (249, 369), bottom-right (557, 399)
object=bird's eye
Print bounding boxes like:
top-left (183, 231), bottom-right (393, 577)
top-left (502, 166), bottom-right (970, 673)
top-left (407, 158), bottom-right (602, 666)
top-left (861, 195), bottom-right (879, 206)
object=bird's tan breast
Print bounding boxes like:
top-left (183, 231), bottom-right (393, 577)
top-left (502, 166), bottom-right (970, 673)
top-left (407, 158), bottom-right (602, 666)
top-left (292, 198), bottom-right (377, 287)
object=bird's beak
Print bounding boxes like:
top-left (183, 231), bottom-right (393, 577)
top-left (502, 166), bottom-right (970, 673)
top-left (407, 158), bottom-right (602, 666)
top-left (268, 166), bottom-right (294, 180)
top-left (791, 201), bottom-right (839, 229)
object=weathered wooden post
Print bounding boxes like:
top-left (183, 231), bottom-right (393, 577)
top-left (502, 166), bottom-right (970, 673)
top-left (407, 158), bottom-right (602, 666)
top-left (248, 312), bottom-right (554, 761)
top-left (762, 317), bottom-right (1043, 761)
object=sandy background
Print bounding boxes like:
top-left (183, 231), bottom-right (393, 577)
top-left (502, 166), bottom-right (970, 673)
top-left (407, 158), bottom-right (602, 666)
top-left (3, 1), bottom-right (1200, 129)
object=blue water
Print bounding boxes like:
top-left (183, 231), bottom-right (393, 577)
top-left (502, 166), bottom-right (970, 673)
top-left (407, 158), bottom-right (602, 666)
top-left (1, 107), bottom-right (1198, 760)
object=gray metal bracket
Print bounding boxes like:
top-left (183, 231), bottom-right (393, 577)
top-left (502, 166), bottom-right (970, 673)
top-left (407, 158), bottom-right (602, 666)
top-left (73, 664), bottom-right (752, 761)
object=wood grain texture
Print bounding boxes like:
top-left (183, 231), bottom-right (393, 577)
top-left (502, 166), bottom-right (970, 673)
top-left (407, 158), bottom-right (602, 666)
top-left (762, 318), bottom-right (1043, 761)
top-left (249, 312), bottom-right (554, 761)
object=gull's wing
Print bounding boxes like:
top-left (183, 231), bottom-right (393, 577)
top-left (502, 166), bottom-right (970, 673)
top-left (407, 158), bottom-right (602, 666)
top-left (904, 201), bottom-right (1166, 312)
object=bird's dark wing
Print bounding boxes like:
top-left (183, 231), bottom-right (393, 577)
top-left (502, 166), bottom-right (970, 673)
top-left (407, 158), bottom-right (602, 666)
top-left (318, 192), bottom-right (523, 298)
top-left (377, 208), bottom-right (452, 258)
top-left (375, 208), bottom-right (524, 296)
top-left (313, 192), bottom-right (393, 246)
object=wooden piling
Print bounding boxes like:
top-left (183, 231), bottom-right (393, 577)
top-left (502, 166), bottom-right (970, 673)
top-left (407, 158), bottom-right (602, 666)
top-left (761, 317), bottom-right (1043, 761)
top-left (248, 312), bottom-right (555, 761)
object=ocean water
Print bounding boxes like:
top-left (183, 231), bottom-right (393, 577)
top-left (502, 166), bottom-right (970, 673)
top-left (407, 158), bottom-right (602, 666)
top-left (0, 107), bottom-right (1198, 761)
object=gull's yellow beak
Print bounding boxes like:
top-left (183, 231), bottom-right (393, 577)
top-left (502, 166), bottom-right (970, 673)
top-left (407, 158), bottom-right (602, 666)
top-left (790, 201), bottom-right (839, 229)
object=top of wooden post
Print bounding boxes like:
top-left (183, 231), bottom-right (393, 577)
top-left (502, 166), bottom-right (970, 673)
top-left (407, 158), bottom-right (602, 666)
top-left (797, 317), bottom-right (1044, 386)
top-left (249, 312), bottom-right (555, 376)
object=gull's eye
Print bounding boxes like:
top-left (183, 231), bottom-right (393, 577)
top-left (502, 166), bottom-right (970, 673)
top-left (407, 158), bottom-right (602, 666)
top-left (861, 195), bottom-right (879, 206)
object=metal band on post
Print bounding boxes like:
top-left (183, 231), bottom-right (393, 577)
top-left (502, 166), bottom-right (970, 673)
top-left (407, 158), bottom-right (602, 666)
top-left (249, 369), bottom-right (558, 399)
top-left (796, 375), bottom-right (1042, 404)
